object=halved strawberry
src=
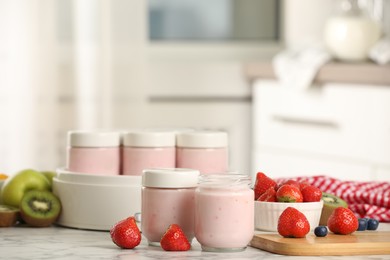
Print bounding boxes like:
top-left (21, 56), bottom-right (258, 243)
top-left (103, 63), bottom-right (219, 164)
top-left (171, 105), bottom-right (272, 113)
top-left (276, 184), bottom-right (303, 202)
top-left (160, 224), bottom-right (191, 251)
top-left (253, 172), bottom-right (277, 200)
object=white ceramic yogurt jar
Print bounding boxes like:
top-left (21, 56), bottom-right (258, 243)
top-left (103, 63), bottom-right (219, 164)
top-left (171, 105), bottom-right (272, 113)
top-left (141, 168), bottom-right (200, 246)
top-left (66, 131), bottom-right (121, 175)
top-left (176, 130), bottom-right (228, 174)
top-left (122, 131), bottom-right (176, 176)
top-left (195, 173), bottom-right (254, 252)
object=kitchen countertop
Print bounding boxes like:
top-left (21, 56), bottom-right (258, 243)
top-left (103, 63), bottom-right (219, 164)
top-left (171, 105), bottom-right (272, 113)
top-left (244, 62), bottom-right (390, 85)
top-left (1, 224), bottom-right (390, 259)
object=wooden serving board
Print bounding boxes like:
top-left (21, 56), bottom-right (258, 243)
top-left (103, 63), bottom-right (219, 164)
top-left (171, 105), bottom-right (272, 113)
top-left (250, 231), bottom-right (390, 256)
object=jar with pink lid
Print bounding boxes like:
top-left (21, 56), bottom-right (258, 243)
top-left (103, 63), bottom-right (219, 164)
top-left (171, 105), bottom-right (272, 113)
top-left (141, 168), bottom-right (200, 246)
top-left (194, 173), bottom-right (254, 252)
top-left (66, 131), bottom-right (121, 175)
top-left (122, 131), bottom-right (176, 176)
top-left (176, 130), bottom-right (228, 174)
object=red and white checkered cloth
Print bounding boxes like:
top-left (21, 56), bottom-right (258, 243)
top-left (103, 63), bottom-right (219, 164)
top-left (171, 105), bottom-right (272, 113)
top-left (276, 175), bottom-right (390, 222)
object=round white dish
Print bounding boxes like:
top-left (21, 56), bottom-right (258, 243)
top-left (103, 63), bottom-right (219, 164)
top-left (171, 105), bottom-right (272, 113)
top-left (56, 167), bottom-right (141, 185)
top-left (255, 200), bottom-right (323, 232)
top-left (53, 178), bottom-right (141, 231)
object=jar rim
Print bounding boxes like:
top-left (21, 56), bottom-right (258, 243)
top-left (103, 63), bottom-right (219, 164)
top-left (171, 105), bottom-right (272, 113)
top-left (198, 173), bottom-right (251, 187)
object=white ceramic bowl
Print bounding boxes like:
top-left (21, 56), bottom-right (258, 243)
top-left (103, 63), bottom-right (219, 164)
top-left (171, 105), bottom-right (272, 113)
top-left (56, 167), bottom-right (140, 185)
top-left (52, 177), bottom-right (141, 231)
top-left (255, 200), bottom-right (323, 232)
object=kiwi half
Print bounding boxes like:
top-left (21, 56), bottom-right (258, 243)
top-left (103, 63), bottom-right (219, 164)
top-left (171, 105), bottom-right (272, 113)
top-left (320, 192), bottom-right (348, 225)
top-left (0, 204), bottom-right (20, 227)
top-left (20, 190), bottom-right (61, 227)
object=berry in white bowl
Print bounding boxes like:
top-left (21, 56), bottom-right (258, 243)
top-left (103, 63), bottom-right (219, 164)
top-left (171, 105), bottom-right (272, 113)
top-left (255, 200), bottom-right (323, 232)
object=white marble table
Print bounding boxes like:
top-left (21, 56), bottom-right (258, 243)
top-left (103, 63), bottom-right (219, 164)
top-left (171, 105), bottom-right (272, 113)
top-left (1, 224), bottom-right (390, 260)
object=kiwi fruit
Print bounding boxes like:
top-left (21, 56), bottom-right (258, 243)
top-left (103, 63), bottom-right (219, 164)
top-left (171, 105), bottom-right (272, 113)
top-left (320, 192), bottom-right (348, 225)
top-left (0, 204), bottom-right (20, 227)
top-left (20, 190), bottom-right (61, 227)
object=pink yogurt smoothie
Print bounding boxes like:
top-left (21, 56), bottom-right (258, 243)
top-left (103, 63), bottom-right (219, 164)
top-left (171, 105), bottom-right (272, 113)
top-left (176, 147), bottom-right (228, 174)
top-left (122, 147), bottom-right (175, 176)
top-left (67, 147), bottom-right (120, 175)
top-left (195, 187), bottom-right (254, 250)
top-left (141, 187), bottom-right (196, 244)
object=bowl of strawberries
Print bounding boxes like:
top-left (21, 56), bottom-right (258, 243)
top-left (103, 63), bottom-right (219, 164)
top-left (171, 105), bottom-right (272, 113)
top-left (254, 172), bottom-right (323, 232)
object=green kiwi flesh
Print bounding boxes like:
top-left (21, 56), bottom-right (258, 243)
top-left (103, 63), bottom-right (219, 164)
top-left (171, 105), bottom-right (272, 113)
top-left (320, 192), bottom-right (348, 225)
top-left (20, 190), bottom-right (61, 227)
top-left (0, 204), bottom-right (20, 227)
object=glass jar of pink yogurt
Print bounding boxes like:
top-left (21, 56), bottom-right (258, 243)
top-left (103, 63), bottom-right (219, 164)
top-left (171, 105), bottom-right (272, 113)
top-left (176, 130), bottom-right (228, 174)
top-left (141, 168), bottom-right (200, 246)
top-left (122, 131), bottom-right (176, 176)
top-left (195, 174), bottom-right (254, 252)
top-left (66, 131), bottom-right (121, 175)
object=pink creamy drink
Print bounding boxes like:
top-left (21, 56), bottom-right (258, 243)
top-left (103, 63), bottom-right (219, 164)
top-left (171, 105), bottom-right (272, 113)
top-left (195, 174), bottom-right (254, 252)
top-left (67, 131), bottom-right (121, 175)
top-left (141, 168), bottom-right (200, 245)
top-left (176, 131), bottom-right (228, 174)
top-left (122, 131), bottom-right (176, 176)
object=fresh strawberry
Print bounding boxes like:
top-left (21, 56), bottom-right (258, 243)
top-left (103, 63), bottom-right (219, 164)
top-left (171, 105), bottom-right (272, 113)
top-left (110, 216), bottom-right (141, 249)
top-left (284, 179), bottom-right (301, 188)
top-left (327, 207), bottom-right (358, 235)
top-left (160, 224), bottom-right (191, 251)
top-left (299, 181), bottom-right (311, 190)
top-left (277, 207), bottom-right (310, 238)
top-left (301, 185), bottom-right (322, 202)
top-left (257, 187), bottom-right (277, 202)
top-left (277, 179), bottom-right (300, 190)
top-left (254, 172), bottom-right (277, 200)
top-left (276, 184), bottom-right (303, 202)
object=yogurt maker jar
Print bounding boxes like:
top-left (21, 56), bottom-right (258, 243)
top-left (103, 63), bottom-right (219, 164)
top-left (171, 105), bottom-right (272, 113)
top-left (66, 131), bottom-right (121, 175)
top-left (122, 130), bottom-right (176, 176)
top-left (194, 173), bottom-right (254, 252)
top-left (141, 168), bottom-right (200, 246)
top-left (176, 130), bottom-right (228, 174)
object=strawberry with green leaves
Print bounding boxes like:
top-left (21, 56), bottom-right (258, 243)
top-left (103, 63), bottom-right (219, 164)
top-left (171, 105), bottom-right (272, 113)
top-left (277, 207), bottom-right (310, 238)
top-left (160, 224), bottom-right (191, 251)
top-left (276, 184), bottom-right (303, 202)
top-left (110, 216), bottom-right (141, 249)
top-left (254, 172), bottom-right (277, 200)
top-left (327, 207), bottom-right (358, 235)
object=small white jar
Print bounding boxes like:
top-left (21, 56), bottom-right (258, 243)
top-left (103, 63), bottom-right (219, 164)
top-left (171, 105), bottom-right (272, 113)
top-left (176, 131), bottom-right (228, 174)
top-left (66, 131), bottom-right (121, 175)
top-left (324, 0), bottom-right (381, 61)
top-left (141, 168), bottom-right (200, 246)
top-left (195, 174), bottom-right (254, 252)
top-left (122, 131), bottom-right (176, 176)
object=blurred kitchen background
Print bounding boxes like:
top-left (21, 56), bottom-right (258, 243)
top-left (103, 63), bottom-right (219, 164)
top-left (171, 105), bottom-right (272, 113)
top-left (0, 0), bottom-right (389, 181)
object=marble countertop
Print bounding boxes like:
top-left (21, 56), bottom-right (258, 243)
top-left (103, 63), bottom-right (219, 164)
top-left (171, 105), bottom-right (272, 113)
top-left (1, 224), bottom-right (390, 260)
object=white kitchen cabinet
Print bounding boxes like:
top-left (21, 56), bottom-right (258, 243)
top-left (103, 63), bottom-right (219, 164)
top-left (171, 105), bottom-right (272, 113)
top-left (252, 80), bottom-right (390, 181)
top-left (143, 102), bottom-right (252, 176)
top-left (111, 58), bottom-right (259, 177)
